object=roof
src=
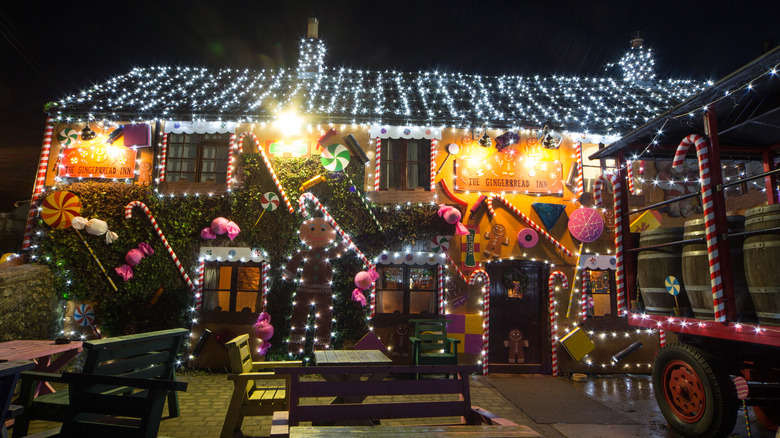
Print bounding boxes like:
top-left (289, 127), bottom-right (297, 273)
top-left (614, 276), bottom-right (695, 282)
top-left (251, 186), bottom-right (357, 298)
top-left (50, 66), bottom-right (706, 136)
top-left (591, 46), bottom-right (780, 160)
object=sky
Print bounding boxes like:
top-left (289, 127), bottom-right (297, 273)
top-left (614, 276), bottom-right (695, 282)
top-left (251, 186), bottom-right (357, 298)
top-left (0, 0), bottom-right (777, 212)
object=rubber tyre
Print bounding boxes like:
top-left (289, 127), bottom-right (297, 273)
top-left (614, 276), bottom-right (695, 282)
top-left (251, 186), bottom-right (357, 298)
top-left (652, 342), bottom-right (737, 438)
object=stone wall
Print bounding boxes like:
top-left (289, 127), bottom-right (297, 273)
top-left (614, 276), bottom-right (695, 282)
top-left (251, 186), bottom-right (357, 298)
top-left (0, 264), bottom-right (59, 341)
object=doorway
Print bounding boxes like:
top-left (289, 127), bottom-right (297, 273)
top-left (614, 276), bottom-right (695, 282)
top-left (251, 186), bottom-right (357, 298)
top-left (486, 260), bottom-right (550, 373)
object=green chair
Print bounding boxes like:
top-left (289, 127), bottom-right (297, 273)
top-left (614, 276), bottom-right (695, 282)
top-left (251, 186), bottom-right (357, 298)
top-left (409, 319), bottom-right (459, 377)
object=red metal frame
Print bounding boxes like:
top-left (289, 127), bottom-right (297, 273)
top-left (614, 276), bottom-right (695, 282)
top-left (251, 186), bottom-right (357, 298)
top-left (629, 313), bottom-right (780, 347)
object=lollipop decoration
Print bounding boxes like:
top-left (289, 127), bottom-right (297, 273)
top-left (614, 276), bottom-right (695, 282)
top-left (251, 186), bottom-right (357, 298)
top-left (57, 128), bottom-right (79, 147)
top-left (41, 191), bottom-right (82, 229)
top-left (436, 143), bottom-right (460, 175)
top-left (567, 207), bottom-right (604, 243)
top-left (321, 143), bottom-right (351, 172)
top-left (231, 131), bottom-right (294, 212)
top-left (254, 192), bottom-right (280, 225)
top-left (665, 275), bottom-right (682, 309)
top-left (74, 303), bottom-right (95, 327)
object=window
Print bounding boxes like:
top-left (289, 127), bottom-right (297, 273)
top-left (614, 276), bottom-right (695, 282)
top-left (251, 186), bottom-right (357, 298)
top-left (380, 139), bottom-right (430, 190)
top-left (588, 270), bottom-right (616, 316)
top-left (375, 265), bottom-right (437, 314)
top-left (202, 262), bottom-right (263, 313)
top-left (166, 133), bottom-right (230, 183)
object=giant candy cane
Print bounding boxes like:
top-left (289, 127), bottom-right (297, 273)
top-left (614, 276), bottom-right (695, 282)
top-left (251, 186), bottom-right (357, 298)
top-left (548, 271), bottom-right (568, 377)
top-left (575, 141), bottom-right (584, 201)
top-left (225, 133), bottom-right (237, 189)
top-left (158, 133), bottom-right (168, 182)
top-left (374, 137), bottom-right (381, 191)
top-left (231, 131), bottom-right (294, 213)
top-left (196, 260), bottom-right (205, 310)
top-left (672, 134), bottom-right (726, 321)
top-left (125, 201), bottom-right (195, 292)
top-left (594, 173), bottom-right (626, 315)
top-left (486, 194), bottom-right (573, 257)
top-left (430, 139), bottom-right (437, 190)
top-left (23, 117), bottom-right (54, 250)
top-left (469, 269), bottom-right (490, 375)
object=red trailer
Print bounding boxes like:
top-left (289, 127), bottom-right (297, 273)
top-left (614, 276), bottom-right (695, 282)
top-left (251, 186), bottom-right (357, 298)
top-left (591, 46), bottom-right (780, 438)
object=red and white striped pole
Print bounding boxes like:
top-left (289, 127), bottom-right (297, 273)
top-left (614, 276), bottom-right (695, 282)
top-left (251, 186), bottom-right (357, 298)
top-left (575, 141), bottom-right (584, 201)
top-left (486, 194), bottom-right (573, 257)
top-left (548, 271), bottom-right (568, 377)
top-left (22, 117), bottom-right (55, 251)
top-left (672, 134), bottom-right (726, 321)
top-left (261, 261), bottom-right (270, 312)
top-left (581, 272), bottom-right (589, 322)
top-left (226, 133), bottom-right (237, 190)
top-left (430, 139), bottom-right (437, 190)
top-left (469, 269), bottom-right (490, 375)
top-left (659, 329), bottom-right (666, 348)
top-left (125, 201), bottom-right (195, 292)
top-left (158, 133), bottom-right (169, 183)
top-left (594, 172), bottom-right (626, 315)
top-left (444, 252), bottom-right (468, 283)
top-left (438, 264), bottom-right (445, 314)
top-left (374, 137), bottom-right (381, 191)
top-left (196, 260), bottom-right (205, 310)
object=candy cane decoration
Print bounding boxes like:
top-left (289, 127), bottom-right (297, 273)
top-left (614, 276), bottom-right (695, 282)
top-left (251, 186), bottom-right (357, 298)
top-left (575, 141), bottom-right (584, 200)
top-left (226, 132), bottom-right (237, 189)
top-left (437, 264), bottom-right (445, 314)
top-left (469, 269), bottom-right (490, 375)
top-left (298, 192), bottom-right (371, 268)
top-left (262, 261), bottom-right (270, 312)
top-left (374, 137), bottom-right (381, 191)
top-left (430, 139), bottom-right (437, 190)
top-left (125, 201), bottom-right (195, 292)
top-left (659, 329), bottom-right (666, 348)
top-left (196, 260), bottom-right (205, 310)
top-left (158, 133), bottom-right (168, 183)
top-left (581, 272), bottom-right (589, 322)
top-left (486, 194), bottom-right (574, 257)
top-left (594, 172), bottom-right (626, 315)
top-left (627, 161), bottom-right (638, 195)
top-left (673, 134), bottom-right (726, 321)
top-left (440, 179), bottom-right (469, 206)
top-left (23, 117), bottom-right (54, 250)
top-left (444, 252), bottom-right (468, 283)
top-left (232, 131), bottom-right (294, 213)
top-left (548, 271), bottom-right (568, 377)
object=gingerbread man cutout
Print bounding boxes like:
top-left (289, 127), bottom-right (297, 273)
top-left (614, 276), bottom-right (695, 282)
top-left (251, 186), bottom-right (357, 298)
top-left (389, 323), bottom-right (410, 358)
top-left (138, 161), bottom-right (152, 186)
top-left (483, 223), bottom-right (509, 259)
top-left (504, 329), bottom-right (530, 363)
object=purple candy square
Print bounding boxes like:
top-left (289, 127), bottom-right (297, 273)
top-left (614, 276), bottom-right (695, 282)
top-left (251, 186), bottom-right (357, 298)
top-left (464, 334), bottom-right (482, 354)
top-left (446, 314), bottom-right (465, 333)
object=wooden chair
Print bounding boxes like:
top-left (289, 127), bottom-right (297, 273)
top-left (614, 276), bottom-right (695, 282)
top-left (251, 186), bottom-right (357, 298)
top-left (409, 319), bottom-right (460, 371)
top-left (1, 361), bottom-right (34, 438)
top-left (220, 334), bottom-right (301, 438)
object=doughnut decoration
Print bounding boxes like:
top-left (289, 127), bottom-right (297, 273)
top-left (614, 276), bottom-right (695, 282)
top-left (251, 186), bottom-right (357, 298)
top-left (516, 228), bottom-right (539, 248)
top-left (567, 207), bottom-right (604, 243)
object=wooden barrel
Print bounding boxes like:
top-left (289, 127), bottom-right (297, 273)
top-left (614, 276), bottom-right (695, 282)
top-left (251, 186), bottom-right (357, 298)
top-left (682, 216), bottom-right (756, 321)
top-left (744, 204), bottom-right (780, 326)
top-left (637, 227), bottom-right (689, 315)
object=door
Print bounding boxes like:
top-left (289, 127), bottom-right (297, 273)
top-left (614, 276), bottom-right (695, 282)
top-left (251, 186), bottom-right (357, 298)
top-left (486, 260), bottom-right (550, 373)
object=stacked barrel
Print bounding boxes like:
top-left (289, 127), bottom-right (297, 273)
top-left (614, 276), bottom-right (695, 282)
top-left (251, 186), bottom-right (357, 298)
top-left (744, 205), bottom-right (780, 326)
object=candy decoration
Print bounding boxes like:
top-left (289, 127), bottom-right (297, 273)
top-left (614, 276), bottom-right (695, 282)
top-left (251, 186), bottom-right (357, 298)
top-left (57, 128), bottom-right (79, 147)
top-left (321, 143), bottom-right (351, 171)
top-left (343, 134), bottom-right (370, 164)
top-left (487, 195), bottom-right (574, 257)
top-left (548, 271), bottom-right (569, 377)
top-left (74, 304), bottom-right (95, 327)
top-left (234, 132), bottom-right (294, 212)
top-left (374, 137), bottom-right (381, 191)
top-left (226, 132), bottom-right (238, 189)
top-left (627, 161), bottom-right (638, 195)
top-left (531, 203), bottom-right (566, 231)
top-left (516, 228), bottom-right (538, 248)
top-left (23, 118), bottom-right (55, 250)
top-left (444, 252), bottom-right (468, 283)
top-left (196, 260), bottom-right (205, 310)
top-left (261, 192), bottom-right (280, 211)
top-left (665, 275), bottom-right (681, 296)
top-left (41, 191), bottom-right (82, 229)
top-left (439, 179), bottom-right (469, 207)
top-left (469, 269), bottom-right (490, 375)
top-left (468, 194), bottom-right (487, 222)
top-left (593, 172), bottom-right (626, 315)
top-left (438, 264), bottom-right (445, 314)
top-left (316, 128), bottom-right (338, 150)
top-left (115, 242), bottom-right (155, 281)
top-left (430, 235), bottom-right (451, 253)
top-left (158, 133), bottom-right (168, 182)
top-left (436, 143), bottom-right (459, 175)
top-left (581, 272), bottom-right (589, 322)
top-left (575, 141), bottom-right (584, 201)
top-left (430, 139), bottom-right (437, 190)
top-left (300, 174), bottom-right (327, 192)
top-left (659, 329), bottom-right (666, 347)
top-left (568, 207), bottom-right (605, 243)
top-left (125, 201), bottom-right (195, 292)
top-left (672, 134), bottom-right (725, 322)
top-left (261, 262), bottom-right (269, 312)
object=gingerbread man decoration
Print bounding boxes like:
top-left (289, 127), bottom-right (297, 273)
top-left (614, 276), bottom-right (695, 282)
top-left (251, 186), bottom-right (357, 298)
top-left (483, 223), bottom-right (509, 259)
top-left (389, 323), bottom-right (410, 358)
top-left (138, 161), bottom-right (152, 186)
top-left (282, 217), bottom-right (347, 354)
top-left (504, 329), bottom-right (530, 363)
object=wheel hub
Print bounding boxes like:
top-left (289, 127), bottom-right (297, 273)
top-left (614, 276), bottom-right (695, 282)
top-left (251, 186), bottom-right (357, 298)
top-left (663, 359), bottom-right (706, 423)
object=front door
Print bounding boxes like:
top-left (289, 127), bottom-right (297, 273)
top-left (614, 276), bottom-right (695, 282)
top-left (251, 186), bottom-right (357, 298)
top-left (486, 260), bottom-right (550, 373)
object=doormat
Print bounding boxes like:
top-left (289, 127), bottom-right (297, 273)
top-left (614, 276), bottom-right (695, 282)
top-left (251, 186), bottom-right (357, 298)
top-left (485, 375), bottom-right (637, 425)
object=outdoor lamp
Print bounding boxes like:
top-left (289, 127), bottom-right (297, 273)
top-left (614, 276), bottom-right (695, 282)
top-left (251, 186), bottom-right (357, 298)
top-left (478, 132), bottom-right (492, 148)
top-left (81, 122), bottom-right (97, 141)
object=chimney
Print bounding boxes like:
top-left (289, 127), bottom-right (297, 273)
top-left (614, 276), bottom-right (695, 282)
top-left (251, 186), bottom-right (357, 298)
top-left (307, 17), bottom-right (319, 39)
top-left (630, 31), bottom-right (644, 49)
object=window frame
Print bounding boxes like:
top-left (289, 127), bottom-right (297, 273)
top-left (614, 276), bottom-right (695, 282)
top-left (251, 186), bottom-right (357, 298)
top-left (201, 261), bottom-right (264, 314)
top-left (165, 133), bottom-right (230, 183)
top-left (375, 264), bottom-right (439, 315)
top-left (380, 138), bottom-right (431, 190)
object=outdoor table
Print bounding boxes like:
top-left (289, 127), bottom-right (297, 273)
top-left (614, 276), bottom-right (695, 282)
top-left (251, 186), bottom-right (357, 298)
top-left (313, 349), bottom-right (393, 426)
top-left (0, 340), bottom-right (83, 397)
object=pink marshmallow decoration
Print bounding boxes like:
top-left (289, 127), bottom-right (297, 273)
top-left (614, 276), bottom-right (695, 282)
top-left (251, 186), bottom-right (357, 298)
top-left (253, 312), bottom-right (274, 341)
top-left (352, 289), bottom-right (367, 307)
top-left (201, 227), bottom-right (217, 239)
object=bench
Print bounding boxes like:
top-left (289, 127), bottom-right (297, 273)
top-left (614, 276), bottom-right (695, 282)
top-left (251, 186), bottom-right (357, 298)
top-left (269, 364), bottom-right (537, 438)
top-left (221, 334), bottom-right (301, 438)
top-left (409, 319), bottom-right (459, 368)
top-left (1, 361), bottom-right (35, 438)
top-left (23, 372), bottom-right (187, 438)
top-left (13, 328), bottom-right (188, 438)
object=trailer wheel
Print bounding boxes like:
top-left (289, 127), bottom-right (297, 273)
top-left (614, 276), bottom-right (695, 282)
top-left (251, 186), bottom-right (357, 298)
top-left (653, 342), bottom-right (737, 438)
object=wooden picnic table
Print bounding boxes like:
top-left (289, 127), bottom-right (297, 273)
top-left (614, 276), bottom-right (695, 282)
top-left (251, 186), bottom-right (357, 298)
top-left (290, 425), bottom-right (540, 437)
top-left (0, 340), bottom-right (83, 398)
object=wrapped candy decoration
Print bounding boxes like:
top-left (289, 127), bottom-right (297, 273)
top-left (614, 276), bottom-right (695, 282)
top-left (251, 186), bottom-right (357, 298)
top-left (352, 289), bottom-right (367, 307)
top-left (257, 340), bottom-right (271, 356)
top-left (438, 204), bottom-right (469, 236)
top-left (200, 227), bottom-right (217, 240)
top-left (72, 216), bottom-right (118, 244)
top-left (115, 242), bottom-right (154, 281)
top-left (253, 312), bottom-right (274, 341)
top-left (203, 217), bottom-right (241, 241)
top-left (354, 271), bottom-right (373, 290)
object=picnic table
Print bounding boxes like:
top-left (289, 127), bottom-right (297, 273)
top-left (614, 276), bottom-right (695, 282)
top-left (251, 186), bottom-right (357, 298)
top-left (0, 341), bottom-right (82, 398)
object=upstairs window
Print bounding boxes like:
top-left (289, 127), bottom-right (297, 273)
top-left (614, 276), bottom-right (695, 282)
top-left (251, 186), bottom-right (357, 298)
top-left (375, 265), bottom-right (437, 315)
top-left (165, 133), bottom-right (230, 183)
top-left (380, 139), bottom-right (430, 190)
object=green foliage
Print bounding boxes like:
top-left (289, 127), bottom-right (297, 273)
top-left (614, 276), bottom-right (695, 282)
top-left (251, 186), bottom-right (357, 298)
top-left (33, 153), bottom-right (447, 360)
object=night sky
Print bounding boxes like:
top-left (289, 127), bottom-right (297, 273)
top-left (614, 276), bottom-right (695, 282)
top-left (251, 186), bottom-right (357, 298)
top-left (0, 0), bottom-right (777, 211)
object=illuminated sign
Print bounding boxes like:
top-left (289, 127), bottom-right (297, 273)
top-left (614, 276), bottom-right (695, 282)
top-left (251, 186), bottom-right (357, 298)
top-left (454, 153), bottom-right (563, 193)
top-left (267, 140), bottom-right (309, 157)
top-left (59, 142), bottom-right (137, 179)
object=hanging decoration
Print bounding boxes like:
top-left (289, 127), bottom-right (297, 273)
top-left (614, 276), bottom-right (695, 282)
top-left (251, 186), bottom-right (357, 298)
top-left (469, 269), bottom-right (490, 375)
top-left (548, 271), bottom-right (568, 377)
top-left (516, 228), bottom-right (538, 248)
top-left (487, 195), bottom-right (574, 257)
top-left (321, 143), bottom-right (351, 172)
top-left (567, 207), bottom-right (605, 243)
top-left (438, 204), bottom-right (469, 236)
top-left (115, 242), bottom-right (155, 281)
top-left (503, 267), bottom-right (529, 300)
top-left (531, 203), bottom-right (566, 231)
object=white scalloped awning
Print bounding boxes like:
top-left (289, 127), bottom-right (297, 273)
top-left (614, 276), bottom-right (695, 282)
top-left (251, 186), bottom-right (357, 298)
top-left (199, 246), bottom-right (267, 262)
top-left (579, 254), bottom-right (617, 271)
top-left (164, 121), bottom-right (236, 134)
top-left (374, 252), bottom-right (445, 266)
top-left (369, 125), bottom-right (442, 140)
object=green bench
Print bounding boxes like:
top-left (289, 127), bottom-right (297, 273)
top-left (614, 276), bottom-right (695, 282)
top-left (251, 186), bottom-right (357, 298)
top-left (13, 328), bottom-right (188, 437)
top-left (409, 319), bottom-right (459, 376)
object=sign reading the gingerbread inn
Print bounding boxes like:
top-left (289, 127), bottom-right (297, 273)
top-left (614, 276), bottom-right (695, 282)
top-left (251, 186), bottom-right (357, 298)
top-left (454, 153), bottom-right (563, 194)
top-left (58, 143), bottom-right (138, 179)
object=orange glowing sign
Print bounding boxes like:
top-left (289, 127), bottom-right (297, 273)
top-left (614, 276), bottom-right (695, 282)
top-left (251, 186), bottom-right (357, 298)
top-left (454, 152), bottom-right (563, 194)
top-left (59, 142), bottom-right (137, 179)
